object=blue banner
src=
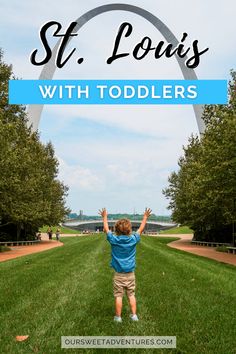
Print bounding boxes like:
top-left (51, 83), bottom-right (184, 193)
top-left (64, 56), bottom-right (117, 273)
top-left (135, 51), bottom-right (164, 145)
top-left (9, 80), bottom-right (227, 105)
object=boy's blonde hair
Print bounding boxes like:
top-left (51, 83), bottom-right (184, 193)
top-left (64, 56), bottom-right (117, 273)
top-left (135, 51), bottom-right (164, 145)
top-left (115, 218), bottom-right (132, 236)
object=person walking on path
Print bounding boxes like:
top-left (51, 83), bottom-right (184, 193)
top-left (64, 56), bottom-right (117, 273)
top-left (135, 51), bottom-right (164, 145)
top-left (56, 228), bottom-right (60, 241)
top-left (47, 227), bottom-right (53, 240)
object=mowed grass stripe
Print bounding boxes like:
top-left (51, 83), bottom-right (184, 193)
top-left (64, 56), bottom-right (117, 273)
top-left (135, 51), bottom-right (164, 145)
top-left (140, 236), bottom-right (236, 284)
top-left (137, 237), bottom-right (236, 353)
top-left (0, 236), bottom-right (110, 351)
top-left (0, 235), bottom-right (235, 354)
top-left (1, 236), bottom-right (102, 311)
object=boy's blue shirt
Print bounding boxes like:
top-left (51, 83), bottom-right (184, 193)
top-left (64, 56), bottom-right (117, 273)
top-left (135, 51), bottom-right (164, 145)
top-left (106, 231), bottom-right (140, 273)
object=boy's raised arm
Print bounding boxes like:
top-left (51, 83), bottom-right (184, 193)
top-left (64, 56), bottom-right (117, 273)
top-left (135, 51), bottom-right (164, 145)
top-left (137, 208), bottom-right (152, 235)
top-left (99, 208), bottom-right (109, 233)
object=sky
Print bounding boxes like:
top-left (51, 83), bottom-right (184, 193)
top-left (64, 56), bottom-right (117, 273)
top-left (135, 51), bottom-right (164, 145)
top-left (1, 0), bottom-right (236, 215)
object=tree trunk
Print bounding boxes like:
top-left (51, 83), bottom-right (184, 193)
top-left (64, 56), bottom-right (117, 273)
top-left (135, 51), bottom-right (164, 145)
top-left (16, 222), bottom-right (22, 241)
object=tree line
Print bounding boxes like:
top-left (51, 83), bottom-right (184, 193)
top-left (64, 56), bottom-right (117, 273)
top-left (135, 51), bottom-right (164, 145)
top-left (163, 71), bottom-right (236, 244)
top-left (68, 213), bottom-right (171, 222)
top-left (0, 50), bottom-right (69, 241)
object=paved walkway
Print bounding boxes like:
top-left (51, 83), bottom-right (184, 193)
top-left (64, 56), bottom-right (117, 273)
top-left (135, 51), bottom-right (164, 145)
top-left (162, 234), bottom-right (236, 266)
top-left (0, 234), bottom-right (63, 263)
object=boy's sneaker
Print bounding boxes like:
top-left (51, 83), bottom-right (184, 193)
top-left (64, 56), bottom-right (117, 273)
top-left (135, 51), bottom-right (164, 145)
top-left (114, 316), bottom-right (122, 323)
top-left (130, 314), bottom-right (139, 321)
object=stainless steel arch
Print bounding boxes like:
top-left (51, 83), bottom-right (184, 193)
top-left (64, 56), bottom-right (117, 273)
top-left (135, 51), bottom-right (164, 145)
top-left (27, 3), bottom-right (205, 133)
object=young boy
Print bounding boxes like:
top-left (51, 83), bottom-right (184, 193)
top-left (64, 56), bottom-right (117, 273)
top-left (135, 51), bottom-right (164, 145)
top-left (99, 208), bottom-right (152, 323)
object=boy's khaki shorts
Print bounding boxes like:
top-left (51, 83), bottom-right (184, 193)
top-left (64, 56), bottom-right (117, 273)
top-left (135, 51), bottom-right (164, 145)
top-left (113, 271), bottom-right (135, 297)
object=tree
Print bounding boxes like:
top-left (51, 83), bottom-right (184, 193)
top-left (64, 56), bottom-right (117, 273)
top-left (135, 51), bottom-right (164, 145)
top-left (163, 71), bottom-right (236, 243)
top-left (0, 50), bottom-right (70, 240)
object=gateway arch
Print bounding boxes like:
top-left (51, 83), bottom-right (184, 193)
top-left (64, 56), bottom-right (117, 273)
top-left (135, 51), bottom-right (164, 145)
top-left (27, 3), bottom-right (205, 133)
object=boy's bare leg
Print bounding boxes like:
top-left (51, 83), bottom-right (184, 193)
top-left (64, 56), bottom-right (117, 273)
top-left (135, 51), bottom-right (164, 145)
top-left (128, 295), bottom-right (137, 315)
top-left (115, 297), bottom-right (123, 316)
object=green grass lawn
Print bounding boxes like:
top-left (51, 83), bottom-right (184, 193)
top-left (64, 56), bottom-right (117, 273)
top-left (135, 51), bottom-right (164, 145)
top-left (160, 226), bottom-right (193, 234)
top-left (39, 225), bottom-right (79, 234)
top-left (0, 235), bottom-right (235, 354)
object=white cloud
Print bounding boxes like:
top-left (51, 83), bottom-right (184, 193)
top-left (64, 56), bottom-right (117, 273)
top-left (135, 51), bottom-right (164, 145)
top-left (58, 157), bottom-right (104, 191)
top-left (107, 163), bottom-right (141, 186)
top-left (45, 104), bottom-right (197, 140)
top-left (55, 136), bottom-right (185, 170)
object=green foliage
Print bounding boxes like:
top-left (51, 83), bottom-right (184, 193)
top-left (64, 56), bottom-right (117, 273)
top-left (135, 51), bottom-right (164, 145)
top-left (163, 71), bottom-right (236, 242)
top-left (216, 245), bottom-right (228, 253)
top-left (0, 245), bottom-right (11, 252)
top-left (0, 50), bottom-right (70, 240)
top-left (68, 213), bottom-right (171, 222)
top-left (160, 226), bottom-right (193, 234)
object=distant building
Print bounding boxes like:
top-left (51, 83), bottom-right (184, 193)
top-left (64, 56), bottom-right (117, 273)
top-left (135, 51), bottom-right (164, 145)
top-left (63, 220), bottom-right (177, 233)
top-left (79, 210), bottom-right (83, 220)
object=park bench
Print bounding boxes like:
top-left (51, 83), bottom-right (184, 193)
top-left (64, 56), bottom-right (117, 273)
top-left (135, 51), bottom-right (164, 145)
top-left (226, 247), bottom-right (236, 254)
top-left (191, 240), bottom-right (230, 247)
top-left (0, 240), bottom-right (41, 247)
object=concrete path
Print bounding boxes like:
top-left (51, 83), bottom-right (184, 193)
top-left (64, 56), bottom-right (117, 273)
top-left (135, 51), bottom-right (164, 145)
top-left (162, 233), bottom-right (236, 266)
